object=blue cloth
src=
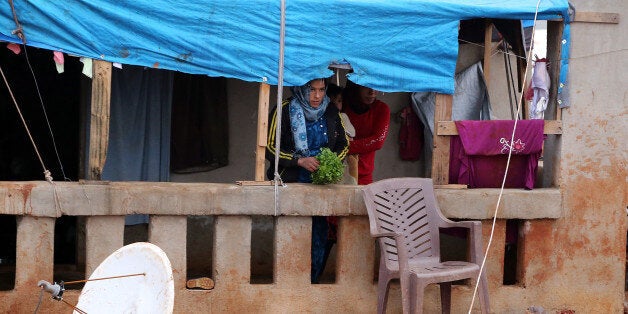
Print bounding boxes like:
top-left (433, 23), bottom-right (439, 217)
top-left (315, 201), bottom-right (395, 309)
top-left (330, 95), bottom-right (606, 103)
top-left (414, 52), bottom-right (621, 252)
top-left (297, 115), bottom-right (328, 183)
top-left (99, 66), bottom-right (172, 225)
top-left (522, 20), bottom-right (535, 28)
top-left (0, 0), bottom-right (570, 93)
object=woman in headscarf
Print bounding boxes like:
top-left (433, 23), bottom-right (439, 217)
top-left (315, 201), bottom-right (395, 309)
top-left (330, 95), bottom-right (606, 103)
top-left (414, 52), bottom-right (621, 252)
top-left (342, 80), bottom-right (390, 185)
top-left (266, 78), bottom-right (349, 283)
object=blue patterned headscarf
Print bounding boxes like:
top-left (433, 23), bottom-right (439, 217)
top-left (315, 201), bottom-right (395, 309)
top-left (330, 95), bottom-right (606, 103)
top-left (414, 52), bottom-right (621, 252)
top-left (289, 81), bottom-right (329, 157)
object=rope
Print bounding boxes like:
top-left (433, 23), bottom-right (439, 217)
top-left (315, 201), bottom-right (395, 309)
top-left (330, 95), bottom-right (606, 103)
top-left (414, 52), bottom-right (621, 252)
top-left (0, 64), bottom-right (51, 181)
top-left (22, 45), bottom-right (70, 181)
top-left (5, 0), bottom-right (62, 182)
top-left (60, 299), bottom-right (87, 314)
top-left (34, 273), bottom-right (144, 313)
top-left (8, 0), bottom-right (26, 43)
top-left (459, 38), bottom-right (528, 61)
top-left (33, 288), bottom-right (44, 314)
top-left (467, 1), bottom-right (543, 312)
top-left (63, 273), bottom-right (145, 285)
top-left (273, 0), bottom-right (287, 217)
top-left (501, 40), bottom-right (517, 120)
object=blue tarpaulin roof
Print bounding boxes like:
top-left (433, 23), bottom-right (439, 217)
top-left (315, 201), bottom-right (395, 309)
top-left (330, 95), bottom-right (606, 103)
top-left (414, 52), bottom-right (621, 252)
top-left (0, 0), bottom-right (570, 93)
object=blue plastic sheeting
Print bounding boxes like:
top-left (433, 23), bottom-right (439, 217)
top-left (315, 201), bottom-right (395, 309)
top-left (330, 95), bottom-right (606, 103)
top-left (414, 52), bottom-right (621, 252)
top-left (0, 0), bottom-right (569, 93)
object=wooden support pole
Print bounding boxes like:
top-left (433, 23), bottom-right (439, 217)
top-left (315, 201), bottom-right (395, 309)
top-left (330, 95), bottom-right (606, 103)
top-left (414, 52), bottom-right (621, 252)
top-left (483, 21), bottom-right (493, 91)
top-left (88, 60), bottom-right (112, 180)
top-left (255, 83), bottom-right (270, 181)
top-left (431, 94), bottom-right (453, 185)
top-left (80, 60), bottom-right (112, 271)
top-left (543, 20), bottom-right (566, 188)
top-left (546, 21), bottom-right (564, 120)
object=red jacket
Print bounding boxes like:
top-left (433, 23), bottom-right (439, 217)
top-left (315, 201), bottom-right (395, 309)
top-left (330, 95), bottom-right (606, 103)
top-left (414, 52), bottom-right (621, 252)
top-left (344, 99), bottom-right (390, 185)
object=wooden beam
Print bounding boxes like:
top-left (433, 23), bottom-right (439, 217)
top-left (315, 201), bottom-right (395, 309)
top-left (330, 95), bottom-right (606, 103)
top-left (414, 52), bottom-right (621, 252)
top-left (431, 94), bottom-right (453, 185)
top-left (574, 12), bottom-right (619, 24)
top-left (255, 83), bottom-right (270, 181)
top-left (543, 21), bottom-right (565, 188)
top-left (436, 120), bottom-right (563, 136)
top-left (434, 184), bottom-right (467, 189)
top-left (236, 180), bottom-right (274, 186)
top-left (88, 60), bottom-right (112, 180)
top-left (483, 21), bottom-right (492, 91)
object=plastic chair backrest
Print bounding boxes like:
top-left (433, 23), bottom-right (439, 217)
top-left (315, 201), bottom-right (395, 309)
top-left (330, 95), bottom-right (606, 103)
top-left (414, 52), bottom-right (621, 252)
top-left (363, 177), bottom-right (446, 270)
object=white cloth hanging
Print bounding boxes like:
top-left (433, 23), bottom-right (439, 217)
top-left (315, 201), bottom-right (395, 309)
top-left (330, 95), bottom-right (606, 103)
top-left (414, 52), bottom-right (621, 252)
top-left (529, 59), bottom-right (550, 119)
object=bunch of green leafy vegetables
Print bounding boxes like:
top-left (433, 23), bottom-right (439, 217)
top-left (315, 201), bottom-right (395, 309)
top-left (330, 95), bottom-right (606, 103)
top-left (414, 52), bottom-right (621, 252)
top-left (311, 148), bottom-right (344, 185)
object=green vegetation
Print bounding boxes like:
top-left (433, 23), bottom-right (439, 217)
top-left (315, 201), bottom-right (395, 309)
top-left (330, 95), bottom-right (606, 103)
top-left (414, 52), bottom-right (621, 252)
top-left (311, 148), bottom-right (344, 185)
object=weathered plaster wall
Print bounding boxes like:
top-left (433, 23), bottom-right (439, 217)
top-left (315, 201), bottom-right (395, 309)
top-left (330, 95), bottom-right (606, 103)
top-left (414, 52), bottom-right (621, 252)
top-left (487, 0), bottom-right (628, 311)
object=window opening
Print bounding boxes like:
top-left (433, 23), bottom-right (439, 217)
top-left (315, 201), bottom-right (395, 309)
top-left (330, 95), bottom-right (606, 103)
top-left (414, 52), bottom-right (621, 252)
top-left (250, 216), bottom-right (274, 284)
top-left (54, 216), bottom-right (84, 290)
top-left (187, 216), bottom-right (214, 289)
top-left (0, 215), bottom-right (16, 291)
top-left (503, 219), bottom-right (521, 285)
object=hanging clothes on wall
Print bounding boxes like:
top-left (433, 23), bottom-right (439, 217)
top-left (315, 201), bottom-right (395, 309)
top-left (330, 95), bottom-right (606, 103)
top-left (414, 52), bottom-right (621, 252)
top-left (411, 61), bottom-right (493, 175)
top-left (528, 58), bottom-right (550, 119)
top-left (170, 74), bottom-right (228, 173)
top-left (449, 119), bottom-right (545, 189)
top-left (100, 65), bottom-right (173, 225)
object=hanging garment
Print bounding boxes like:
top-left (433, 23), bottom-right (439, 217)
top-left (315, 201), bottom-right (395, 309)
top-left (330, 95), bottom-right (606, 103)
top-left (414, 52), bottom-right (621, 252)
top-left (398, 105), bottom-right (424, 161)
top-left (100, 65), bottom-right (173, 225)
top-left (529, 59), bottom-right (550, 119)
top-left (411, 61), bottom-right (492, 175)
top-left (449, 120), bottom-right (545, 190)
top-left (170, 75), bottom-right (229, 173)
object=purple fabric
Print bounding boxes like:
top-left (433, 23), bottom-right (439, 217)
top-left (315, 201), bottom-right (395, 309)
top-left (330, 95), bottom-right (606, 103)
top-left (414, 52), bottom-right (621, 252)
top-left (449, 120), bottom-right (545, 189)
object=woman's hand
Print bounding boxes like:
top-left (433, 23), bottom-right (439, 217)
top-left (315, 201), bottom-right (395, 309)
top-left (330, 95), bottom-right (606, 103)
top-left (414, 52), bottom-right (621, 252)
top-left (297, 157), bottom-right (320, 172)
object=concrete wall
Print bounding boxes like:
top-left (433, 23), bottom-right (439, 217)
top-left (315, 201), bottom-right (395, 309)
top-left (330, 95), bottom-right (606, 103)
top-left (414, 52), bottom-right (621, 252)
top-left (540, 0), bottom-right (627, 311)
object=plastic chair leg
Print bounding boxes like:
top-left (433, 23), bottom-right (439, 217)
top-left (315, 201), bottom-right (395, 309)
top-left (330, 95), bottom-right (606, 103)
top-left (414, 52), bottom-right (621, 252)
top-left (377, 275), bottom-right (391, 314)
top-left (439, 282), bottom-right (452, 313)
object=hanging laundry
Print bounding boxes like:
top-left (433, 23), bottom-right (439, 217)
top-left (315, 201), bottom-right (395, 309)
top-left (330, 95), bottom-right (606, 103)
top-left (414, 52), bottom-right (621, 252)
top-left (53, 51), bottom-right (64, 74)
top-left (79, 57), bottom-right (93, 78)
top-left (449, 120), bottom-right (545, 190)
top-left (529, 58), bottom-right (550, 119)
top-left (6, 43), bottom-right (20, 54)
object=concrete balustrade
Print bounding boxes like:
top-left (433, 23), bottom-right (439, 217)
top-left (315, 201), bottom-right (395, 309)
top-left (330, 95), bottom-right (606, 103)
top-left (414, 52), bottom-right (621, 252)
top-left (0, 181), bottom-right (562, 312)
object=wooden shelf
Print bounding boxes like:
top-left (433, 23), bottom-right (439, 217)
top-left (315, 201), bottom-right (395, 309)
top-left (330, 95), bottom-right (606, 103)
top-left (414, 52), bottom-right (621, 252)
top-left (436, 120), bottom-right (562, 136)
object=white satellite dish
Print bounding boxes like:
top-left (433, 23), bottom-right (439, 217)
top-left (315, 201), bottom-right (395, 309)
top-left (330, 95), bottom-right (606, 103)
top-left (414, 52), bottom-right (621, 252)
top-left (74, 242), bottom-right (174, 314)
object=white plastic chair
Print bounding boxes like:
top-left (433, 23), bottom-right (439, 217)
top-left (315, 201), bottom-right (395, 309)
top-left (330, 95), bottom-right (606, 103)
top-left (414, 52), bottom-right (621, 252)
top-left (363, 177), bottom-right (489, 313)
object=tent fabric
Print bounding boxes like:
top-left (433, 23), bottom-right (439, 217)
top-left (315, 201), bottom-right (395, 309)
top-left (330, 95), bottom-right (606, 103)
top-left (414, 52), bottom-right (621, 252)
top-left (100, 65), bottom-right (172, 224)
top-left (0, 0), bottom-right (569, 93)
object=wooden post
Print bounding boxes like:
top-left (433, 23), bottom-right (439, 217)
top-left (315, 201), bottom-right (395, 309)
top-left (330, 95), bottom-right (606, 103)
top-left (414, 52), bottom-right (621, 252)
top-left (546, 21), bottom-right (565, 120)
top-left (79, 60), bottom-right (112, 272)
top-left (88, 60), bottom-right (112, 180)
top-left (255, 83), bottom-right (271, 181)
top-left (483, 20), bottom-right (493, 91)
top-left (431, 94), bottom-right (453, 185)
top-left (542, 21), bottom-right (565, 188)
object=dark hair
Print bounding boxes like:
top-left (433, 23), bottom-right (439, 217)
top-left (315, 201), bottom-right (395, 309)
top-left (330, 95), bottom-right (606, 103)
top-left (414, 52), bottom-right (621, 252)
top-left (307, 78), bottom-right (327, 87)
top-left (326, 83), bottom-right (343, 98)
